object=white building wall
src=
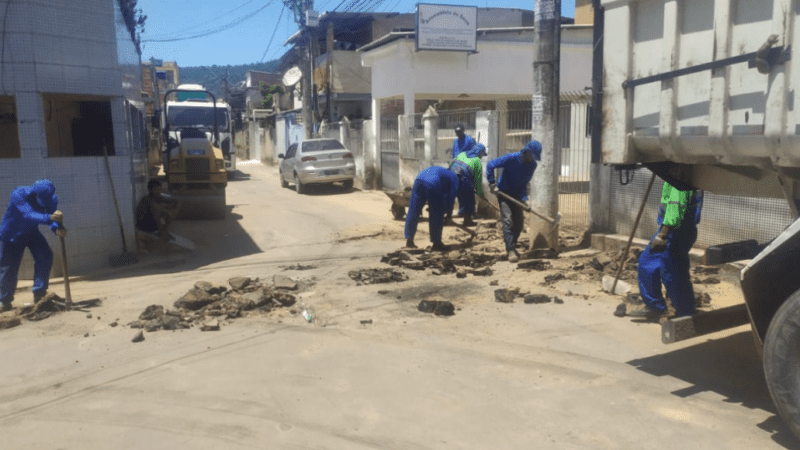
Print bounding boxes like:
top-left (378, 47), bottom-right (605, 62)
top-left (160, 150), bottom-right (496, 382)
top-left (0, 0), bottom-right (143, 277)
top-left (363, 27), bottom-right (593, 101)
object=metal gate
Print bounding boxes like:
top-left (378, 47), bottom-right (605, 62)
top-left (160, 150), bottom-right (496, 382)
top-left (380, 116), bottom-right (399, 190)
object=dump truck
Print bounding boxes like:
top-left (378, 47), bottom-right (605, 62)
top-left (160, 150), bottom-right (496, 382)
top-left (592, 0), bottom-right (800, 439)
top-left (163, 87), bottom-right (228, 219)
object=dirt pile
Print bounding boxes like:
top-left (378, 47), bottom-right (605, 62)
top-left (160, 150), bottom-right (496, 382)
top-left (128, 277), bottom-right (299, 332)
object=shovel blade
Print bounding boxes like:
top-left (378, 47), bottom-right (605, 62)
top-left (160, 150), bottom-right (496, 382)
top-left (602, 275), bottom-right (632, 295)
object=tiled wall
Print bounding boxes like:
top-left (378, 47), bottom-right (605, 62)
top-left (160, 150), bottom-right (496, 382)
top-left (0, 0), bottom-right (143, 278)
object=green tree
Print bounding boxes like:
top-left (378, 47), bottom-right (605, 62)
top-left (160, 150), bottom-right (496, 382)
top-left (259, 83), bottom-right (285, 109)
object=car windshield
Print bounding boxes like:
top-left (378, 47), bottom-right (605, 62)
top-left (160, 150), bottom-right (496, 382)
top-left (168, 106), bottom-right (229, 131)
top-left (302, 140), bottom-right (345, 152)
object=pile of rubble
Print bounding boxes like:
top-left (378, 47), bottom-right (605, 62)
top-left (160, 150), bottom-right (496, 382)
top-left (0, 293), bottom-right (102, 330)
top-left (493, 288), bottom-right (564, 305)
top-left (381, 248), bottom-right (499, 277)
top-left (128, 276), bottom-right (299, 335)
top-left (348, 268), bottom-right (409, 285)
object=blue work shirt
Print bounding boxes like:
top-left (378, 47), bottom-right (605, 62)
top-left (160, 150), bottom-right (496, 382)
top-left (416, 166), bottom-right (459, 214)
top-left (0, 186), bottom-right (59, 242)
top-left (452, 135), bottom-right (476, 159)
top-left (486, 152), bottom-right (537, 202)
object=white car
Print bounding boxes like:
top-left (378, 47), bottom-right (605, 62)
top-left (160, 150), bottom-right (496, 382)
top-left (278, 139), bottom-right (355, 194)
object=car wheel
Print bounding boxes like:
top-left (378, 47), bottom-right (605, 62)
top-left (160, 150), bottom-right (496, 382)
top-left (294, 173), bottom-right (305, 194)
top-left (280, 169), bottom-right (288, 188)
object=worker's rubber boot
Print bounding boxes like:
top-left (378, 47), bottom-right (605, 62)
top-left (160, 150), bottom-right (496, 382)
top-left (463, 215), bottom-right (477, 227)
top-left (507, 249), bottom-right (520, 263)
top-left (1, 302), bottom-right (12, 312)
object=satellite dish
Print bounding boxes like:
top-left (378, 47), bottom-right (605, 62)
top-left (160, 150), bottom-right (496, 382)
top-left (282, 67), bottom-right (302, 87)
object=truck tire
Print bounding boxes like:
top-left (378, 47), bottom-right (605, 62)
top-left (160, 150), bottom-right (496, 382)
top-left (210, 192), bottom-right (227, 219)
top-left (763, 288), bottom-right (800, 441)
top-left (294, 173), bottom-right (305, 194)
top-left (280, 170), bottom-right (288, 188)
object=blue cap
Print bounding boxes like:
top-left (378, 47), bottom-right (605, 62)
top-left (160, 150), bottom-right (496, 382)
top-left (466, 143), bottom-right (487, 158)
top-left (32, 180), bottom-right (56, 209)
top-left (522, 140), bottom-right (542, 161)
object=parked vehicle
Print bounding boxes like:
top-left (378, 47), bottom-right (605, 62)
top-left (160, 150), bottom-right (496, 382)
top-left (162, 87), bottom-right (227, 219)
top-left (278, 139), bottom-right (355, 194)
top-left (593, 0), bottom-right (800, 439)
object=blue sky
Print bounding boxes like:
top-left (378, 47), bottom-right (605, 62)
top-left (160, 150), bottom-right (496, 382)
top-left (139, 0), bottom-right (576, 67)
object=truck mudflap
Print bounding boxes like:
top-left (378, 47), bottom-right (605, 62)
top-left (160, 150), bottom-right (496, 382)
top-left (740, 217), bottom-right (800, 345)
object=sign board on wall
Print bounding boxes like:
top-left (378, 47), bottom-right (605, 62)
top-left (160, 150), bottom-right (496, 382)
top-left (416, 3), bottom-right (478, 52)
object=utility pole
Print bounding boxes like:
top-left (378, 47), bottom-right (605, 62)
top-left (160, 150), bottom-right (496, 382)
top-left (285, 0), bottom-right (315, 139)
top-left (530, 0), bottom-right (561, 249)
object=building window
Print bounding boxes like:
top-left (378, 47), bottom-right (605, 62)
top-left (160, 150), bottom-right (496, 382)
top-left (42, 94), bottom-right (115, 157)
top-left (0, 96), bottom-right (21, 158)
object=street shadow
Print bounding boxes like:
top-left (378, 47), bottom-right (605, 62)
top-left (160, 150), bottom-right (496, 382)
top-left (88, 204), bottom-right (261, 281)
top-left (628, 331), bottom-right (797, 448)
top-left (301, 183), bottom-right (356, 196)
top-left (227, 170), bottom-right (252, 181)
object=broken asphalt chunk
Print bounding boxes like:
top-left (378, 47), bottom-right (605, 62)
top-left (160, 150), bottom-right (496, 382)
top-left (348, 268), bottom-right (408, 285)
top-left (131, 331), bottom-right (144, 343)
top-left (228, 277), bottom-right (252, 291)
top-left (524, 294), bottom-right (552, 304)
top-left (273, 274), bottom-right (298, 290)
top-left (517, 260), bottom-right (552, 271)
top-left (494, 288), bottom-right (518, 303)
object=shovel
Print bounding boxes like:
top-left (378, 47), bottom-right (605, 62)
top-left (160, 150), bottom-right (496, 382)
top-left (495, 190), bottom-right (562, 228)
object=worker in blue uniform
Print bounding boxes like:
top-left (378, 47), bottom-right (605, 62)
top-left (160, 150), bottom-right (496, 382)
top-left (486, 141), bottom-right (541, 262)
top-left (0, 180), bottom-right (65, 312)
top-left (405, 166), bottom-right (459, 252)
top-left (452, 124), bottom-right (476, 159)
top-left (450, 143), bottom-right (486, 227)
top-left (630, 180), bottom-right (703, 318)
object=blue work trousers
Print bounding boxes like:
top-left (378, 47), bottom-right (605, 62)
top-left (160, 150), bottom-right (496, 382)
top-left (405, 179), bottom-right (446, 244)
top-left (499, 196), bottom-right (525, 251)
top-left (0, 232), bottom-right (53, 305)
top-left (638, 225), bottom-right (697, 317)
top-left (451, 163), bottom-right (475, 217)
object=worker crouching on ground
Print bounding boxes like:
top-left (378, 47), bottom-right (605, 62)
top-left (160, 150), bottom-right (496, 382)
top-left (0, 180), bottom-right (65, 312)
top-left (630, 178), bottom-right (703, 318)
top-left (449, 143), bottom-right (487, 227)
top-left (405, 166), bottom-right (459, 252)
top-left (136, 179), bottom-right (181, 241)
top-left (486, 141), bottom-right (541, 263)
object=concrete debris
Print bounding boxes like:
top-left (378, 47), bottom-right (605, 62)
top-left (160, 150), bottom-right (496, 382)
top-left (281, 263), bottom-right (317, 271)
top-left (129, 280), bottom-right (301, 333)
top-left (381, 248), bottom-right (498, 276)
top-left (109, 321), bottom-right (118, 327)
top-left (571, 263), bottom-right (585, 271)
top-left (524, 294), bottom-right (552, 304)
top-left (693, 266), bottom-right (720, 275)
top-left (131, 331), bottom-right (144, 343)
top-left (522, 248), bottom-right (559, 260)
top-left (273, 274), bottom-right (298, 290)
top-left (692, 277), bottom-right (720, 285)
top-left (348, 268), bottom-right (409, 285)
top-left (590, 258), bottom-right (606, 271)
top-left (489, 280), bottom-right (499, 286)
top-left (0, 314), bottom-right (21, 329)
top-left (613, 303), bottom-right (627, 317)
top-left (86, 313), bottom-right (92, 319)
top-left (695, 292), bottom-right (712, 307)
top-left (456, 268), bottom-right (467, 278)
top-left (494, 288), bottom-right (519, 304)
top-left (417, 300), bottom-right (455, 316)
top-left (554, 297), bottom-right (564, 304)
top-left (517, 260), bottom-right (552, 271)
top-left (360, 319), bottom-right (373, 325)
top-left (228, 277), bottom-right (253, 291)
top-left (200, 319), bottom-right (220, 331)
top-left (543, 273), bottom-right (565, 284)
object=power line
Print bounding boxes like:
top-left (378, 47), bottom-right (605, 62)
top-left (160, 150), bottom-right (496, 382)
top-left (260, 4), bottom-right (286, 62)
top-left (142, 2), bottom-right (274, 43)
top-left (145, 0), bottom-right (258, 40)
